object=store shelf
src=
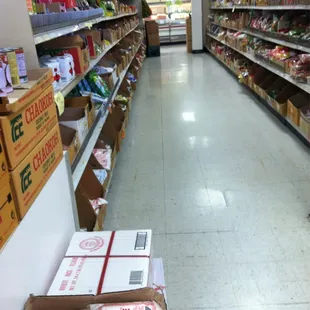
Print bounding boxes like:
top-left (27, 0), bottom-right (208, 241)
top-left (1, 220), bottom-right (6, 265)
top-left (206, 45), bottom-right (310, 146)
top-left (210, 23), bottom-right (310, 53)
top-left (211, 5), bottom-right (310, 10)
top-left (33, 11), bottom-right (138, 45)
top-left (71, 41), bottom-right (142, 189)
top-left (207, 32), bottom-right (310, 94)
top-left (54, 23), bottom-right (139, 97)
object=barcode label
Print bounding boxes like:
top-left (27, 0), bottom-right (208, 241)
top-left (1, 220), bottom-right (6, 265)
top-left (135, 232), bottom-right (147, 250)
top-left (129, 270), bottom-right (143, 285)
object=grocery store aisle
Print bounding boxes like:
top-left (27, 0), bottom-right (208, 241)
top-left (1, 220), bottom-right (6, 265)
top-left (106, 45), bottom-right (310, 310)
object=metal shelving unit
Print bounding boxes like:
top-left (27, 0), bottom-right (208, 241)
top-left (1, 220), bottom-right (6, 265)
top-left (207, 32), bottom-right (310, 95)
top-left (211, 5), bottom-right (310, 10)
top-left (33, 11), bottom-right (138, 45)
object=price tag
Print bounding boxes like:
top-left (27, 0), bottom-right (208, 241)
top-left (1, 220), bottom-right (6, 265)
top-left (85, 22), bottom-right (92, 29)
top-left (54, 92), bottom-right (65, 116)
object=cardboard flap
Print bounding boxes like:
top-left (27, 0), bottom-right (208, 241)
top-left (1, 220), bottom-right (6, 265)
top-left (24, 288), bottom-right (167, 310)
top-left (59, 124), bottom-right (77, 147)
top-left (88, 153), bottom-right (102, 170)
top-left (79, 164), bottom-right (103, 199)
top-left (275, 84), bottom-right (299, 103)
top-left (59, 107), bottom-right (86, 122)
top-left (41, 34), bottom-right (87, 49)
top-left (288, 92), bottom-right (310, 109)
top-left (99, 122), bottom-right (117, 148)
top-left (75, 186), bottom-right (97, 231)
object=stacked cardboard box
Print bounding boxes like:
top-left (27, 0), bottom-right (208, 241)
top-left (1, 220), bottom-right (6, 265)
top-left (145, 20), bottom-right (160, 57)
top-left (0, 69), bottom-right (63, 223)
top-left (186, 17), bottom-right (192, 53)
top-left (48, 230), bottom-right (153, 295)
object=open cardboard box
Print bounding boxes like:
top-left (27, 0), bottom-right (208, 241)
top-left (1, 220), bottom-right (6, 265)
top-left (111, 51), bottom-right (127, 73)
top-left (59, 124), bottom-right (80, 165)
top-left (105, 54), bottom-right (122, 76)
top-left (272, 84), bottom-right (299, 117)
top-left (78, 29), bottom-right (103, 58)
top-left (40, 35), bottom-right (90, 74)
top-left (107, 105), bottom-right (125, 153)
top-left (75, 164), bottom-right (106, 231)
top-left (300, 105), bottom-right (310, 140)
top-left (94, 58), bottom-right (118, 84)
top-left (265, 78), bottom-right (288, 107)
top-left (0, 68), bottom-right (53, 113)
top-left (0, 135), bottom-right (9, 189)
top-left (88, 153), bottom-right (110, 192)
top-left (287, 92), bottom-right (310, 126)
top-left (59, 107), bottom-right (89, 145)
top-left (24, 288), bottom-right (167, 310)
top-left (65, 96), bottom-right (96, 129)
top-left (257, 74), bottom-right (276, 100)
top-left (99, 121), bottom-right (117, 169)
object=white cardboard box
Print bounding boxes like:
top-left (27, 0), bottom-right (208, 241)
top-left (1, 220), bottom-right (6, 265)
top-left (65, 230), bottom-right (152, 257)
top-left (48, 257), bottom-right (152, 296)
top-left (88, 301), bottom-right (163, 310)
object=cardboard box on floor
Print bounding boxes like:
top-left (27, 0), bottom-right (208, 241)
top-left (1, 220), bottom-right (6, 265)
top-left (0, 183), bottom-right (19, 250)
top-left (75, 164), bottom-right (106, 231)
top-left (59, 124), bottom-right (80, 165)
top-left (0, 135), bottom-right (9, 189)
top-left (65, 96), bottom-right (96, 129)
top-left (10, 124), bottom-right (63, 219)
top-left (24, 288), bottom-right (167, 310)
top-left (145, 20), bottom-right (159, 35)
top-left (40, 35), bottom-right (90, 74)
top-left (59, 107), bottom-right (88, 145)
top-left (287, 92), bottom-right (310, 126)
top-left (0, 68), bottom-right (53, 113)
top-left (0, 85), bottom-right (58, 170)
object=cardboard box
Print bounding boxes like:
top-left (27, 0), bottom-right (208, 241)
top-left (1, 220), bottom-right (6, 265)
top-left (287, 93), bottom-right (310, 126)
top-left (65, 230), bottom-right (152, 257)
top-left (48, 257), bottom-right (152, 295)
top-left (86, 301), bottom-right (162, 310)
top-left (0, 135), bottom-right (9, 189)
top-left (25, 288), bottom-right (167, 310)
top-left (10, 124), bottom-right (63, 219)
top-left (145, 21), bottom-right (159, 35)
top-left (65, 96), bottom-right (96, 129)
top-left (147, 34), bottom-right (160, 46)
top-left (94, 58), bottom-right (118, 85)
top-left (300, 105), bottom-right (310, 140)
top-left (0, 68), bottom-right (53, 113)
top-left (0, 85), bottom-right (58, 170)
top-left (0, 183), bottom-right (19, 250)
top-left (59, 124), bottom-right (80, 165)
top-left (41, 35), bottom-right (90, 74)
top-left (265, 78), bottom-right (288, 107)
top-left (78, 29), bottom-right (103, 58)
top-left (75, 164), bottom-right (106, 231)
top-left (59, 107), bottom-right (88, 145)
top-left (152, 258), bottom-right (167, 304)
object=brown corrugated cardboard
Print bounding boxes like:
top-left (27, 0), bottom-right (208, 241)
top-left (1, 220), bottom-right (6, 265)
top-left (0, 85), bottom-right (58, 170)
top-left (65, 96), bottom-right (96, 129)
top-left (148, 34), bottom-right (160, 46)
top-left (78, 29), bottom-right (102, 58)
top-left (272, 84), bottom-right (299, 116)
top-left (145, 21), bottom-right (159, 35)
top-left (0, 183), bottom-right (18, 250)
top-left (59, 124), bottom-right (80, 165)
top-left (287, 93), bottom-right (310, 126)
top-left (10, 124), bottom-right (63, 219)
top-left (0, 135), bottom-right (9, 189)
top-left (59, 107), bottom-right (89, 145)
top-left (300, 105), bottom-right (310, 140)
top-left (24, 288), bottom-right (167, 310)
top-left (0, 68), bottom-right (53, 113)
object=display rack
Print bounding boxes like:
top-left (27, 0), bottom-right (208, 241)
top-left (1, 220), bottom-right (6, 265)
top-left (206, 2), bottom-right (310, 146)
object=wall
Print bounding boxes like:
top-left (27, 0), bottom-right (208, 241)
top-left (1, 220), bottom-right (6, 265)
top-left (191, 0), bottom-right (203, 51)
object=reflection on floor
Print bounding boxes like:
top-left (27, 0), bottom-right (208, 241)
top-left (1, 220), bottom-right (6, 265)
top-left (105, 45), bottom-right (310, 310)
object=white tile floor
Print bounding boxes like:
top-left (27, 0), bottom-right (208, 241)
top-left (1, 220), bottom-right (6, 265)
top-left (105, 45), bottom-right (310, 310)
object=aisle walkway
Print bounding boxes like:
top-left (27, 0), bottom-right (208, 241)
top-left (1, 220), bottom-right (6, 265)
top-left (105, 45), bottom-right (310, 310)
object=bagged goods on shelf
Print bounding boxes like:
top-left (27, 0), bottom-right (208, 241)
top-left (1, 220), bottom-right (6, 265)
top-left (59, 124), bottom-right (81, 164)
top-left (10, 124), bottom-right (63, 219)
top-left (24, 288), bottom-right (167, 310)
top-left (59, 107), bottom-right (89, 144)
top-left (86, 301), bottom-right (163, 310)
top-left (0, 85), bottom-right (58, 169)
top-left (0, 183), bottom-right (18, 250)
top-left (86, 72), bottom-right (111, 98)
